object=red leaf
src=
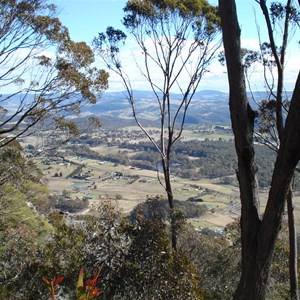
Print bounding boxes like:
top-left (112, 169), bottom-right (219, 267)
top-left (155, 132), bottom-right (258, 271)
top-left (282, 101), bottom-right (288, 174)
top-left (56, 276), bottom-right (64, 285)
top-left (91, 287), bottom-right (99, 296)
top-left (88, 287), bottom-right (102, 299)
top-left (86, 278), bottom-right (93, 287)
top-left (92, 269), bottom-right (101, 286)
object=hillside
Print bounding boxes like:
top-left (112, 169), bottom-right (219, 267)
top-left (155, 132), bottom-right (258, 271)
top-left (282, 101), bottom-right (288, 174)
top-left (2, 90), bottom-right (294, 128)
top-left (82, 89), bottom-right (231, 126)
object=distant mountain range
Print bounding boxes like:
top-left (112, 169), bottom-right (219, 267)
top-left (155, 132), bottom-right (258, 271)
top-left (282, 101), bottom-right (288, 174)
top-left (83, 89), bottom-right (231, 127)
top-left (1, 90), bottom-right (293, 127)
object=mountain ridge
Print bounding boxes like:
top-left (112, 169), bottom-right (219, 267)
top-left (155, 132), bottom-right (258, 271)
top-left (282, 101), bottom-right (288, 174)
top-left (1, 90), bottom-right (293, 127)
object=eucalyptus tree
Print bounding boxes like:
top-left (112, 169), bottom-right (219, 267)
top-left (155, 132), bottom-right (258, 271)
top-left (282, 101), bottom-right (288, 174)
top-left (0, 0), bottom-right (109, 147)
top-left (247, 2), bottom-right (300, 298)
top-left (94, 0), bottom-right (220, 250)
top-left (220, 3), bottom-right (300, 297)
top-left (219, 0), bottom-right (300, 299)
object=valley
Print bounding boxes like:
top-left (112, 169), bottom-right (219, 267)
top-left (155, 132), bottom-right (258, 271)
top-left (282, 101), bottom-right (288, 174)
top-left (21, 123), bottom-right (300, 232)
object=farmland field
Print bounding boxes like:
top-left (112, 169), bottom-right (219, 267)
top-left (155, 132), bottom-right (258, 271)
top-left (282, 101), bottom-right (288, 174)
top-left (38, 154), bottom-right (240, 228)
top-left (22, 126), bottom-right (300, 231)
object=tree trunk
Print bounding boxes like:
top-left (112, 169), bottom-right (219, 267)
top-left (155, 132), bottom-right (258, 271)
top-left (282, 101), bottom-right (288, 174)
top-left (257, 1), bottom-right (298, 298)
top-left (219, 1), bottom-right (300, 299)
top-left (162, 157), bottom-right (177, 250)
top-left (233, 158), bottom-right (294, 299)
top-left (287, 184), bottom-right (299, 300)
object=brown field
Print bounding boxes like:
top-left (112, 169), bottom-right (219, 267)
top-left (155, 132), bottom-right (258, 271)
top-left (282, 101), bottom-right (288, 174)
top-left (40, 155), bottom-right (300, 230)
top-left (40, 153), bottom-right (240, 229)
top-left (22, 131), bottom-right (300, 231)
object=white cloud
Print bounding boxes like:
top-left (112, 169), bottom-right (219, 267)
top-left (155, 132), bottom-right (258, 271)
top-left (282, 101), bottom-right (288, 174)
top-left (241, 38), bottom-right (261, 50)
top-left (102, 35), bottom-right (225, 93)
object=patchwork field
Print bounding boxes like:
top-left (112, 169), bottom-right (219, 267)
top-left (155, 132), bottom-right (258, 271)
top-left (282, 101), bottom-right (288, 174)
top-left (39, 152), bottom-right (239, 228)
top-left (23, 127), bottom-right (300, 231)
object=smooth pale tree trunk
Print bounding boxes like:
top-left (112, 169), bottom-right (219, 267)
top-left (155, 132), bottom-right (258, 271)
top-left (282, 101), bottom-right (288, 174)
top-left (219, 1), bottom-right (300, 299)
top-left (162, 156), bottom-right (177, 250)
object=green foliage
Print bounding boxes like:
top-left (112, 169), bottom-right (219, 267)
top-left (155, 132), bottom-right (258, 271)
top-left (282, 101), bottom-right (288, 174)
top-left (82, 201), bottom-right (129, 291)
top-left (22, 181), bottom-right (52, 214)
top-left (0, 183), bottom-right (53, 235)
top-left (267, 223), bottom-right (292, 300)
top-left (0, 225), bottom-right (43, 299)
top-left (54, 117), bottom-right (80, 135)
top-left (178, 220), bottom-right (296, 300)
top-left (129, 198), bottom-right (208, 222)
top-left (51, 194), bottom-right (89, 213)
top-left (108, 218), bottom-right (204, 300)
top-left (65, 144), bottom-right (130, 165)
top-left (0, 178), bottom-right (294, 300)
top-left (178, 223), bottom-right (240, 299)
top-left (78, 201), bottom-right (204, 299)
top-left (0, 139), bottom-right (294, 299)
top-left (41, 211), bottom-right (87, 298)
top-left (0, 144), bottom-right (42, 186)
top-left (0, 0), bottom-right (109, 145)
top-left (0, 211), bottom-right (86, 299)
top-left (123, 0), bottom-right (220, 37)
top-left (66, 144), bottom-right (101, 160)
top-left (269, 1), bottom-right (300, 25)
top-left (95, 0), bottom-right (221, 251)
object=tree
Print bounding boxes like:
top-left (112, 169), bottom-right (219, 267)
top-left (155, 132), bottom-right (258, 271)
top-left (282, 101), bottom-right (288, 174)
top-left (82, 200), bottom-right (128, 292)
top-left (252, 3), bottom-right (299, 298)
top-left (219, 2), bottom-right (300, 297)
top-left (94, 0), bottom-right (220, 249)
top-left (0, 140), bottom-right (42, 186)
top-left (0, 0), bottom-right (109, 147)
top-left (219, 0), bottom-right (300, 299)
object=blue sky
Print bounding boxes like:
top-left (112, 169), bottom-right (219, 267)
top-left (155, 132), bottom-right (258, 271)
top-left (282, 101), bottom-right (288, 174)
top-left (51, 0), bottom-right (298, 92)
top-left (52, 0), bottom-right (128, 43)
top-left (52, 0), bottom-right (261, 43)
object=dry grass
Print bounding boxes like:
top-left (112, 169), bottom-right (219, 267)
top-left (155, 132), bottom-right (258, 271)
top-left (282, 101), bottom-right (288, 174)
top-left (41, 155), bottom-right (241, 228)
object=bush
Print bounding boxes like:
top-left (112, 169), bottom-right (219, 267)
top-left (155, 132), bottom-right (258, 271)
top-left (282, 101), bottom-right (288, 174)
top-left (129, 198), bottom-right (208, 222)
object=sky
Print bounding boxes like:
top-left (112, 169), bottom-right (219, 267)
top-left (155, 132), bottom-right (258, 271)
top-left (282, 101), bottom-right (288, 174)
top-left (51, 0), bottom-right (265, 43)
top-left (50, 0), bottom-right (299, 92)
